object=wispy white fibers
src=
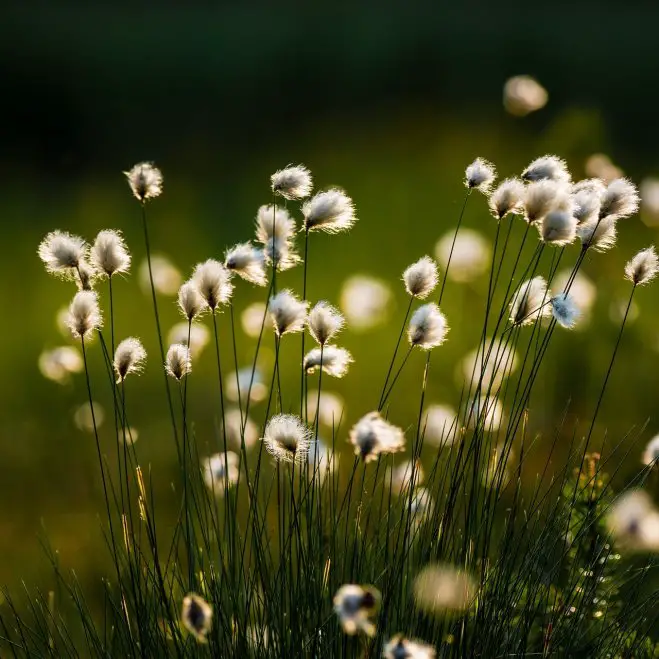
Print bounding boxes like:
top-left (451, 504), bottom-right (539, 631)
top-left (271, 164), bottom-right (313, 200)
top-left (625, 246), bottom-right (659, 286)
top-left (38, 231), bottom-right (88, 279)
top-left (464, 158), bottom-right (496, 193)
top-left (303, 345), bottom-right (353, 378)
top-left (408, 304), bottom-right (449, 350)
top-left (262, 414), bottom-right (312, 464)
top-left (606, 490), bottom-right (659, 552)
top-left (255, 204), bottom-right (300, 271)
top-left (192, 260), bottom-right (234, 311)
top-left (224, 242), bottom-right (267, 286)
top-left (572, 179), bottom-right (604, 225)
top-left (66, 291), bottom-right (103, 340)
top-left (302, 189), bottom-right (357, 233)
top-left (403, 256), bottom-right (439, 299)
top-left (540, 209), bottom-right (577, 246)
top-left (165, 344), bottom-right (191, 380)
top-left (577, 217), bottom-right (617, 252)
top-left (642, 435), bottom-right (659, 466)
top-left (522, 155), bottom-right (571, 184)
top-left (509, 277), bottom-right (550, 326)
top-left (489, 178), bottom-right (525, 220)
top-left (550, 293), bottom-right (581, 329)
top-left (599, 178), bottom-right (640, 220)
top-left (113, 337), bottom-right (147, 382)
top-left (307, 301), bottom-right (345, 345)
top-left (124, 162), bottom-right (163, 202)
top-left (349, 411), bottom-right (405, 462)
top-left (269, 289), bottom-right (308, 335)
top-left (90, 229), bottom-right (131, 278)
top-left (178, 280), bottom-right (206, 321)
top-left (524, 180), bottom-right (571, 224)
top-left (74, 259), bottom-right (97, 291)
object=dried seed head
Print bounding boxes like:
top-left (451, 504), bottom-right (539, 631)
top-left (224, 242), bottom-right (267, 286)
top-left (403, 256), bottom-right (439, 299)
top-left (464, 158), bottom-right (496, 193)
top-left (38, 346), bottom-right (83, 384)
top-left (165, 343), bottom-right (191, 380)
top-left (124, 162), bottom-right (163, 201)
top-left (192, 259), bottom-right (234, 311)
top-left (307, 301), bottom-right (345, 345)
top-left (302, 188), bottom-right (357, 233)
top-left (625, 246), bottom-right (659, 286)
top-left (577, 217), bottom-right (618, 252)
top-left (177, 280), bottom-right (206, 321)
top-left (66, 291), bottom-right (103, 340)
top-left (522, 155), bottom-right (571, 184)
top-left (181, 593), bottom-right (212, 643)
top-left (262, 237), bottom-right (302, 272)
top-left (349, 411), bottom-right (405, 463)
top-left (113, 337), bottom-right (147, 382)
top-left (489, 178), bottom-right (525, 220)
top-left (509, 277), bottom-right (550, 326)
top-left (540, 209), bottom-right (577, 246)
top-left (413, 564), bottom-right (476, 614)
top-left (408, 304), bottom-right (449, 350)
top-left (333, 584), bottom-right (381, 637)
top-left (524, 180), bottom-right (571, 223)
top-left (303, 345), bottom-right (353, 378)
top-left (262, 414), bottom-right (312, 464)
top-left (271, 164), bottom-right (313, 200)
top-left (600, 178), bottom-right (639, 220)
top-left (383, 635), bottom-right (436, 659)
top-left (38, 231), bottom-right (88, 278)
top-left (90, 230), bottom-right (131, 277)
top-left (269, 290), bottom-right (308, 336)
top-left (202, 452), bottom-right (240, 494)
top-left (550, 293), bottom-right (581, 329)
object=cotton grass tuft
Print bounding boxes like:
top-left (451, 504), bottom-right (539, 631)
top-left (403, 256), bottom-right (439, 299)
top-left (624, 246), bottom-right (659, 286)
top-left (124, 162), bottom-right (163, 201)
top-left (271, 164), bottom-right (313, 200)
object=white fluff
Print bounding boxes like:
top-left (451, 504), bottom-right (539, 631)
top-left (408, 304), bottom-right (449, 350)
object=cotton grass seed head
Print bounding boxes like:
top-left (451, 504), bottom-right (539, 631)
top-left (550, 293), bottom-right (581, 329)
top-left (413, 564), bottom-right (475, 615)
top-left (74, 259), bottom-right (97, 291)
top-left (522, 155), bottom-right (571, 184)
top-left (255, 204), bottom-right (296, 242)
top-left (224, 242), bottom-right (267, 286)
top-left (308, 301), bottom-right (345, 345)
top-left (167, 322), bottom-right (210, 358)
top-left (269, 289), bottom-right (308, 335)
top-left (262, 414), bottom-right (312, 464)
top-left (38, 346), bottom-right (83, 384)
top-left (124, 162), bottom-right (163, 202)
top-left (177, 280), bottom-right (206, 321)
top-left (66, 291), bottom-right (102, 340)
top-left (403, 256), bottom-right (439, 299)
top-left (181, 593), bottom-right (212, 643)
top-left (541, 209), bottom-right (577, 246)
top-left (192, 259), bottom-right (233, 311)
top-left (304, 345), bottom-right (353, 378)
top-left (606, 490), bottom-right (659, 552)
top-left (349, 411), bottom-right (405, 463)
top-left (577, 217), bottom-right (618, 253)
top-left (262, 237), bottom-right (302, 272)
top-left (642, 435), bottom-right (659, 467)
top-left (38, 231), bottom-right (88, 278)
top-left (114, 337), bottom-right (146, 382)
top-left (90, 229), bottom-right (131, 277)
top-left (572, 181), bottom-right (603, 225)
top-left (408, 304), bottom-right (449, 350)
top-left (600, 178), bottom-right (639, 220)
top-left (271, 164), bottom-right (313, 200)
top-left (464, 157), bottom-right (496, 193)
top-left (333, 584), bottom-right (381, 637)
top-left (509, 277), bottom-right (550, 326)
top-left (625, 246), bottom-right (659, 286)
top-left (383, 635), bottom-right (436, 659)
top-left (165, 344), bottom-right (191, 380)
top-left (302, 188), bottom-right (357, 233)
top-left (202, 452), bottom-right (240, 494)
top-left (489, 177), bottom-right (525, 220)
top-left (524, 180), bottom-right (570, 223)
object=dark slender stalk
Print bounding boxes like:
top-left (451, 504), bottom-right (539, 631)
top-left (380, 346), bottom-right (413, 409)
top-left (301, 228), bottom-right (310, 419)
top-left (229, 302), bottom-right (243, 420)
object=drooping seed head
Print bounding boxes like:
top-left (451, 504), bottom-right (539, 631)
top-left (124, 162), bottom-right (163, 202)
top-left (599, 178), bottom-right (639, 220)
top-left (262, 414), bottom-right (312, 464)
top-left (268, 289), bottom-right (308, 336)
top-left (177, 280), bottom-right (206, 321)
top-left (550, 293), bottom-right (581, 329)
top-left (303, 345), bottom-right (353, 378)
top-left (333, 584), bottom-right (381, 637)
top-left (307, 301), bottom-right (345, 345)
top-left (509, 277), bottom-right (550, 326)
top-left (403, 256), bottom-right (439, 299)
top-left (90, 230), bottom-right (131, 277)
top-left (540, 209), bottom-right (577, 246)
top-left (192, 259), bottom-right (234, 311)
top-left (66, 291), bottom-right (103, 340)
top-left (181, 593), bottom-right (213, 643)
top-left (38, 231), bottom-right (88, 278)
top-left (113, 337), bottom-right (147, 382)
top-left (522, 155), bottom-right (571, 184)
top-left (224, 242), bottom-right (267, 286)
top-left (349, 411), bottom-right (405, 463)
top-left (464, 157), bottom-right (496, 193)
top-left (488, 177), bottom-right (525, 220)
top-left (407, 304), bottom-right (449, 350)
top-left (625, 246), bottom-right (659, 286)
top-left (202, 452), bottom-right (240, 494)
top-left (165, 343), bottom-right (191, 380)
top-left (271, 164), bottom-right (313, 200)
top-left (302, 188), bottom-right (357, 233)
top-left (577, 217), bottom-right (618, 252)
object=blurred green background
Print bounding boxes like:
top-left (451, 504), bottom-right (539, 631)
top-left (3, 2), bottom-right (659, 600)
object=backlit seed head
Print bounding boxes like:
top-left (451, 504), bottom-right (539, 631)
top-left (308, 301), bottom-right (345, 345)
top-left (599, 178), bottom-right (639, 220)
top-left (113, 337), bottom-right (147, 382)
top-left (177, 280), bottom-right (206, 321)
top-left (181, 593), bottom-right (212, 643)
top-left (271, 164), bottom-right (313, 200)
top-left (550, 293), bottom-right (581, 329)
top-left (522, 155), bottom-right (571, 184)
top-left (509, 277), bottom-right (550, 326)
top-left (540, 209), bottom-right (577, 246)
top-left (625, 246), bottom-right (659, 286)
top-left (303, 345), bottom-right (353, 378)
top-left (302, 188), bottom-right (357, 233)
top-left (124, 162), bottom-right (163, 201)
top-left (403, 256), bottom-right (439, 299)
top-left (165, 344), bottom-right (191, 380)
top-left (489, 178), bottom-right (525, 220)
top-left (349, 411), bottom-right (405, 463)
top-left (38, 231), bottom-right (88, 278)
top-left (464, 157), bottom-right (497, 193)
top-left (577, 217), bottom-right (618, 253)
top-left (262, 414), bottom-right (312, 464)
top-left (642, 435), bottom-right (659, 467)
top-left (269, 290), bottom-right (308, 336)
top-left (524, 180), bottom-right (571, 224)
top-left (66, 291), bottom-right (103, 340)
top-left (408, 304), bottom-right (449, 349)
top-left (90, 229), bottom-right (131, 277)
top-left (192, 259), bottom-right (234, 311)
top-left (224, 242), bottom-right (267, 286)
top-left (384, 634), bottom-right (436, 659)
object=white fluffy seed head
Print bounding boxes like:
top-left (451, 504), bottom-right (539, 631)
top-left (522, 155), bottom-right (571, 184)
top-left (509, 277), bottom-right (550, 326)
top-left (113, 337), bottom-right (147, 382)
top-left (600, 178), bottom-right (640, 220)
top-left (224, 242), bottom-right (267, 286)
top-left (349, 411), bottom-right (405, 463)
top-left (271, 164), bottom-right (313, 200)
top-left (269, 290), bottom-right (308, 336)
top-left (606, 490), bottom-right (659, 551)
top-left (550, 293), bottom-right (581, 329)
top-left (181, 593), bottom-right (213, 643)
top-left (262, 237), bottom-right (301, 272)
top-left (577, 217), bottom-right (617, 252)
top-left (524, 180), bottom-right (571, 223)
top-left (178, 280), bottom-right (206, 321)
top-left (75, 259), bottom-right (97, 291)
top-left (262, 414), bottom-right (312, 464)
top-left (307, 301), bottom-right (345, 345)
top-left (403, 256), bottom-right (439, 299)
top-left (124, 162), bottom-right (163, 201)
top-left (489, 178), bottom-right (525, 219)
top-left (572, 183), bottom-right (603, 225)
top-left (302, 188), bottom-right (357, 233)
top-left (255, 204), bottom-right (296, 242)
top-left (38, 231), bottom-right (88, 278)
top-left (540, 209), bottom-right (577, 246)
top-left (90, 230), bottom-right (131, 277)
top-left (165, 343), bottom-right (191, 380)
top-left (383, 635), bottom-right (436, 659)
top-left (192, 259), bottom-right (233, 310)
top-left (464, 158), bottom-right (496, 193)
top-left (333, 584), bottom-right (381, 637)
top-left (642, 435), bottom-right (659, 466)
top-left (303, 345), bottom-right (353, 378)
top-left (408, 304), bottom-right (449, 350)
top-left (66, 291), bottom-right (103, 340)
top-left (625, 246), bottom-right (659, 286)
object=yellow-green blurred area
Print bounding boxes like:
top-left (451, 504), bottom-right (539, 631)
top-left (3, 2), bottom-right (659, 600)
